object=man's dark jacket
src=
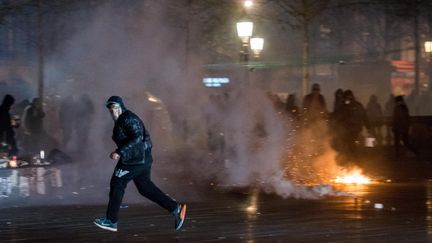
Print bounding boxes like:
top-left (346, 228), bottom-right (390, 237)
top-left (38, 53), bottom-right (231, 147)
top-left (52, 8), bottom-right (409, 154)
top-left (112, 110), bottom-right (152, 165)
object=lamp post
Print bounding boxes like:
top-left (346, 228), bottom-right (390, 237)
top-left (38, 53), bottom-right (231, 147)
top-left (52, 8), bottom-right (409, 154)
top-left (425, 41), bottom-right (432, 91)
top-left (250, 37), bottom-right (264, 58)
top-left (236, 21), bottom-right (254, 62)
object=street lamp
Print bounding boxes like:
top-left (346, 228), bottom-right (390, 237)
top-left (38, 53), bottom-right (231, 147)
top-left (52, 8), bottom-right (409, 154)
top-left (250, 37), bottom-right (264, 58)
top-left (236, 21), bottom-right (254, 62)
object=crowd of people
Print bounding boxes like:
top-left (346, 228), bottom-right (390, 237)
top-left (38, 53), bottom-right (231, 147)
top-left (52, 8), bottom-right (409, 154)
top-left (0, 93), bottom-right (95, 159)
top-left (0, 85), bottom-right (421, 162)
top-left (270, 83), bottom-right (419, 160)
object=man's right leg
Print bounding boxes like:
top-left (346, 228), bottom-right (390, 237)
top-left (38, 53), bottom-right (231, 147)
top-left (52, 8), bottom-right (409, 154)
top-left (95, 165), bottom-right (135, 232)
top-left (106, 167), bottom-right (132, 223)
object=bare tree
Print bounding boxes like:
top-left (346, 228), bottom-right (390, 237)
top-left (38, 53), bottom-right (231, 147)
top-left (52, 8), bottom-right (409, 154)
top-left (264, 0), bottom-right (330, 97)
top-left (0, 0), bottom-right (104, 101)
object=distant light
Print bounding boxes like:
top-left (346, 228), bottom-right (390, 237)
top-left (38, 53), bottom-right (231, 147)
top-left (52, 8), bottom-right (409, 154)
top-left (145, 91), bottom-right (163, 104)
top-left (425, 41), bottom-right (432, 53)
top-left (246, 206), bottom-right (257, 213)
top-left (244, 0), bottom-right (253, 8)
top-left (148, 97), bottom-right (158, 103)
top-left (205, 83), bottom-right (222, 87)
top-left (147, 94), bottom-right (161, 103)
top-left (9, 156), bottom-right (17, 168)
top-left (203, 77), bottom-right (230, 88)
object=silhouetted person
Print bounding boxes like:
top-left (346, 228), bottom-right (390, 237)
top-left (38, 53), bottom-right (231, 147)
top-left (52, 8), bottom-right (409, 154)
top-left (330, 88), bottom-right (344, 135)
top-left (384, 94), bottom-right (395, 145)
top-left (11, 99), bottom-right (29, 119)
top-left (392, 95), bottom-right (417, 156)
top-left (23, 98), bottom-right (45, 135)
top-left (22, 98), bottom-right (53, 154)
top-left (285, 94), bottom-right (299, 120)
top-left (10, 99), bottom-right (29, 151)
top-left (302, 83), bottom-right (327, 125)
top-left (333, 88), bottom-right (344, 113)
top-left (0, 94), bottom-right (18, 156)
top-left (94, 96), bottom-right (186, 232)
top-left (405, 93), bottom-right (418, 115)
top-left (366, 94), bottom-right (383, 145)
top-left (59, 95), bottom-right (75, 148)
top-left (206, 94), bottom-right (227, 157)
top-left (75, 93), bottom-right (94, 153)
top-left (267, 92), bottom-right (284, 112)
top-left (333, 90), bottom-right (368, 162)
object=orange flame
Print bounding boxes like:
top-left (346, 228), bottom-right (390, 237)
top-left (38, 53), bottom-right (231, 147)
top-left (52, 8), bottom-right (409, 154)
top-left (333, 168), bottom-right (371, 184)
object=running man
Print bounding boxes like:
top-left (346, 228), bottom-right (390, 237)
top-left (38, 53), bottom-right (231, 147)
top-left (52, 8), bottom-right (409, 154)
top-left (94, 96), bottom-right (186, 232)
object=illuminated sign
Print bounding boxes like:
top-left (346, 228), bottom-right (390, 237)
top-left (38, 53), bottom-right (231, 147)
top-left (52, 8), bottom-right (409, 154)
top-left (202, 77), bottom-right (230, 87)
top-left (391, 60), bottom-right (415, 95)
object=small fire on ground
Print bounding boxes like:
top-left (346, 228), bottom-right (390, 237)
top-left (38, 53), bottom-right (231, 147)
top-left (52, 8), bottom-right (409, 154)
top-left (332, 168), bottom-right (371, 184)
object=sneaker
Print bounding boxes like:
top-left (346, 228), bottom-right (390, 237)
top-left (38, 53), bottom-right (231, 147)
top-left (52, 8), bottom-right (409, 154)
top-left (174, 203), bottom-right (187, 231)
top-left (94, 217), bottom-right (118, 232)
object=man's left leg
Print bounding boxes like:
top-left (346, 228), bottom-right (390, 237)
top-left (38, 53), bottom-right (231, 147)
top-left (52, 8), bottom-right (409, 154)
top-left (134, 163), bottom-right (186, 230)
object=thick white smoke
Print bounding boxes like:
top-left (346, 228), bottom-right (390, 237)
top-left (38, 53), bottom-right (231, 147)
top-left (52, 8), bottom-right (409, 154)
top-left (202, 86), bottom-right (351, 199)
top-left (0, 1), bottom-right (355, 208)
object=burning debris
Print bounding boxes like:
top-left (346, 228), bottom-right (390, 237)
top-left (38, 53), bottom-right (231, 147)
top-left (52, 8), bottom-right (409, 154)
top-left (0, 149), bottom-right (72, 169)
top-left (332, 168), bottom-right (372, 185)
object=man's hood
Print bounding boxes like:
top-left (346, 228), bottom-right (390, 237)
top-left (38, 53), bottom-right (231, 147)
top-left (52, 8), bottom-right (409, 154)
top-left (106, 96), bottom-right (126, 110)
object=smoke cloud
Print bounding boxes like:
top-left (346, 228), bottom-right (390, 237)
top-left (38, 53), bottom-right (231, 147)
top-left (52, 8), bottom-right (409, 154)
top-left (1, 1), bottom-right (358, 208)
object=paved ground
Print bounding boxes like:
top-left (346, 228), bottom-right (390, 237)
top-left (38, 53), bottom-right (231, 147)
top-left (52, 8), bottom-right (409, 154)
top-left (1, 180), bottom-right (432, 242)
top-left (1, 147), bottom-right (432, 242)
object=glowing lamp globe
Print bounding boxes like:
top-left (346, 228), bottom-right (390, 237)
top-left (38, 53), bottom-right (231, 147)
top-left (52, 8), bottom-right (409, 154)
top-left (425, 41), bottom-right (432, 53)
top-left (237, 21), bottom-right (254, 44)
top-left (250, 37), bottom-right (264, 57)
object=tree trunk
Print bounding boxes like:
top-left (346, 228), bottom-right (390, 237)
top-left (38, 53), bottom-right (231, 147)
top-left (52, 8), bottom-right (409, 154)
top-left (414, 12), bottom-right (420, 97)
top-left (185, 0), bottom-right (192, 76)
top-left (37, 0), bottom-right (44, 102)
top-left (302, 21), bottom-right (310, 97)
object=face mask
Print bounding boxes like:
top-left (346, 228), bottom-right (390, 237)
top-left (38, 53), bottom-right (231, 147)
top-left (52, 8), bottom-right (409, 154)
top-left (108, 104), bottom-right (122, 121)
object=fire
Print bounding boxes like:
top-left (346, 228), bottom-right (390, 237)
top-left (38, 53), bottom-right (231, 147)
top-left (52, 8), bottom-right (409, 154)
top-left (333, 168), bottom-right (371, 184)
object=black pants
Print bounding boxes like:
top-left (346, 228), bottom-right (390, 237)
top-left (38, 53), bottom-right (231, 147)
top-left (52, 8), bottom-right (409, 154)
top-left (106, 152), bottom-right (178, 223)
